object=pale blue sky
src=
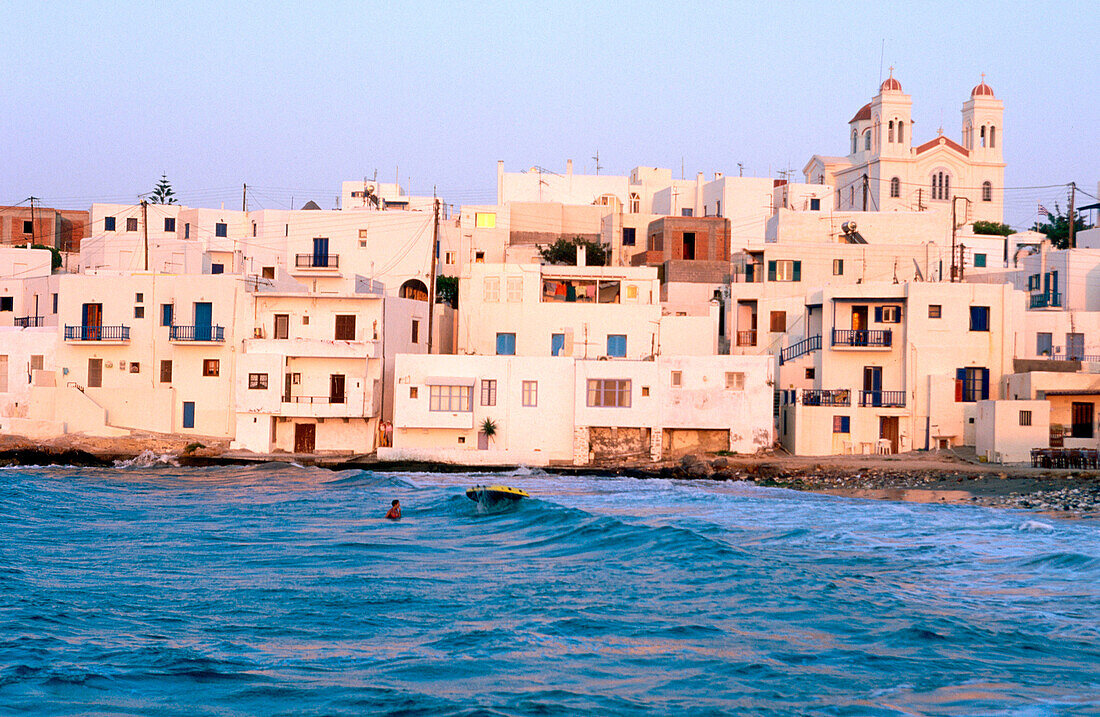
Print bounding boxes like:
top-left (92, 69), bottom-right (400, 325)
top-left (2, 1), bottom-right (1096, 229)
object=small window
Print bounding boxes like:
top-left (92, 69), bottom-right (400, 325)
top-left (475, 251), bottom-right (485, 263)
top-left (126, 217), bottom-right (138, 231)
top-left (586, 379), bottom-right (631, 407)
top-left (129, 362), bottom-right (140, 374)
top-left (302, 316), bottom-right (309, 325)
top-left (522, 380), bottom-right (538, 407)
top-left (890, 177), bottom-right (900, 198)
top-left (52, 293), bottom-right (58, 313)
top-left (1027, 274), bottom-right (1041, 291)
top-left (480, 379), bottom-right (497, 406)
top-left (0, 297), bottom-right (12, 312)
top-left (248, 373), bottom-right (268, 389)
top-left (1019, 410), bottom-right (1032, 427)
top-left (833, 416), bottom-right (851, 433)
top-left (956, 367), bottom-right (990, 403)
top-left (973, 253), bottom-right (987, 268)
top-left (832, 259), bottom-right (844, 276)
top-left (484, 277), bottom-right (500, 302)
top-left (409, 386), bottom-right (418, 399)
top-left (458, 436), bottom-right (465, 444)
top-left (506, 277), bottom-right (523, 302)
top-left (22, 220), bottom-right (33, 234)
top-left (202, 359), bottom-right (220, 377)
top-left (261, 266), bottom-right (275, 279)
top-left (30, 355), bottom-right (43, 372)
top-left (359, 229), bottom-right (369, 238)
top-left (770, 311), bottom-right (786, 333)
top-left (626, 285), bottom-right (638, 299)
top-left (606, 334), bottom-right (627, 358)
top-left (104, 216), bottom-right (116, 231)
top-left (623, 227), bottom-right (636, 246)
top-left (215, 222), bottom-right (228, 237)
top-left (809, 198), bottom-right (821, 211)
top-left (211, 263), bottom-right (224, 274)
top-left (671, 370), bottom-right (682, 387)
top-left (969, 306), bottom-right (990, 332)
top-left (164, 217), bottom-right (176, 232)
top-left (445, 251), bottom-right (456, 264)
top-left (474, 212), bottom-right (496, 228)
top-left (681, 208), bottom-right (693, 217)
top-left (160, 360), bottom-right (172, 383)
top-left (496, 332), bottom-right (516, 355)
top-left (161, 304), bottom-right (173, 326)
top-left (134, 306), bottom-right (145, 319)
top-left (641, 386), bottom-right (650, 397)
top-left (135, 293), bottom-right (144, 303)
top-left (411, 319), bottom-right (420, 344)
top-left (928, 304), bottom-right (942, 319)
top-left (1037, 332), bottom-right (1053, 356)
top-left (880, 306), bottom-right (901, 323)
top-left (982, 181), bottom-right (992, 202)
top-left (805, 368), bottom-right (815, 380)
top-left (184, 222), bottom-right (190, 239)
top-left (725, 372), bottom-right (745, 390)
top-left (429, 385), bottom-right (471, 412)
top-left (767, 260), bottom-right (801, 282)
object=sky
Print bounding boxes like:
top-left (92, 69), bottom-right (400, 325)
top-left (2, 1), bottom-right (1096, 230)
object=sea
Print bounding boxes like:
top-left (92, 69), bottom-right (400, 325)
top-left (1, 462), bottom-right (1098, 716)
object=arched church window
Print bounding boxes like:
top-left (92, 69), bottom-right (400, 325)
top-left (944, 173), bottom-right (950, 199)
top-left (982, 181), bottom-right (992, 202)
top-left (964, 123), bottom-right (971, 149)
top-left (888, 120), bottom-right (894, 143)
top-left (817, 175), bottom-right (825, 185)
top-left (990, 126), bottom-right (996, 148)
top-left (931, 171), bottom-right (951, 201)
top-left (890, 177), bottom-right (900, 198)
top-left (629, 192), bottom-right (640, 213)
top-left (980, 126), bottom-right (986, 148)
top-left (897, 121), bottom-right (904, 144)
top-left (851, 130), bottom-right (858, 155)
top-left (864, 130), bottom-right (871, 151)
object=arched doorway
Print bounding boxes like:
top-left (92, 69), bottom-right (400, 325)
top-left (400, 279), bottom-right (429, 301)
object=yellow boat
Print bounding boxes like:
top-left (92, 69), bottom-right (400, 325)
top-left (466, 484), bottom-right (529, 502)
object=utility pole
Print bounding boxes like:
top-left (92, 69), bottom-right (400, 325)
top-left (958, 243), bottom-right (965, 281)
top-left (141, 200), bottom-right (149, 271)
top-left (950, 197), bottom-right (957, 282)
top-left (862, 174), bottom-right (869, 212)
top-left (1069, 182), bottom-right (1077, 249)
top-left (426, 196), bottom-right (440, 354)
top-left (242, 183), bottom-right (247, 212)
top-left (28, 196), bottom-right (37, 246)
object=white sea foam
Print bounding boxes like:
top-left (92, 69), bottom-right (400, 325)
top-left (1018, 519), bottom-right (1055, 532)
top-left (114, 449), bottom-right (179, 468)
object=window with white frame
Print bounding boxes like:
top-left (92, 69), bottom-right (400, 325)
top-left (725, 372), bottom-right (745, 390)
top-left (480, 379), bottom-right (497, 406)
top-left (506, 276), bottom-right (523, 302)
top-left (522, 380), bottom-right (538, 407)
top-left (484, 277), bottom-right (500, 302)
top-left (587, 379), bottom-right (631, 407)
top-left (429, 385), bottom-right (471, 412)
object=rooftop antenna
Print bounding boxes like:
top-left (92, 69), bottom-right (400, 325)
top-left (878, 39), bottom-right (885, 84)
top-left (592, 150), bottom-right (602, 176)
top-left (737, 163), bottom-right (744, 177)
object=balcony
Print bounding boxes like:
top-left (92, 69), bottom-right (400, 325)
top-left (736, 330), bottom-right (757, 347)
top-left (859, 390), bottom-right (906, 408)
top-left (279, 392), bottom-right (375, 418)
top-left (832, 329), bottom-right (892, 348)
top-left (1029, 292), bottom-right (1062, 309)
top-left (64, 325), bottom-right (130, 342)
top-left (294, 254), bottom-right (340, 269)
top-left (283, 394), bottom-right (346, 405)
top-left (802, 389), bottom-right (851, 407)
top-left (779, 334), bottom-right (821, 365)
top-left (169, 325), bottom-right (226, 342)
top-left (14, 315), bottom-right (44, 328)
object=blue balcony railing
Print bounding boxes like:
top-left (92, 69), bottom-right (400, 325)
top-left (64, 325), bottom-right (130, 341)
top-left (169, 325), bottom-right (225, 342)
top-left (1029, 292), bottom-right (1063, 309)
top-left (779, 334), bottom-right (822, 364)
top-left (802, 389), bottom-right (851, 407)
top-left (295, 253), bottom-right (339, 268)
top-left (859, 390), bottom-right (906, 408)
top-left (832, 329), bottom-right (892, 348)
top-left (14, 315), bottom-right (44, 328)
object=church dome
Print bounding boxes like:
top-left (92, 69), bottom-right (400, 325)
top-left (850, 102), bottom-right (872, 123)
top-left (971, 80), bottom-right (995, 98)
top-left (880, 76), bottom-right (902, 92)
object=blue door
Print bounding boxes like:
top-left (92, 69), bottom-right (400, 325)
top-left (551, 333), bottom-right (565, 356)
top-left (864, 366), bottom-right (882, 406)
top-left (182, 401), bottom-right (195, 429)
top-left (313, 237), bottom-right (329, 267)
top-left (194, 302), bottom-right (212, 341)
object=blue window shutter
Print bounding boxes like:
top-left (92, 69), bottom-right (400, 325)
top-left (896, 306), bottom-right (902, 322)
top-left (607, 335), bottom-right (626, 357)
top-left (842, 416), bottom-right (850, 433)
top-left (792, 261), bottom-right (801, 281)
top-left (496, 333), bottom-right (515, 355)
top-left (956, 368), bottom-right (966, 402)
top-left (768, 261), bottom-right (777, 282)
top-left (551, 333), bottom-right (565, 356)
top-left (981, 368), bottom-right (990, 401)
top-left (874, 307), bottom-right (883, 323)
top-left (161, 304), bottom-right (173, 327)
top-left (182, 402), bottom-right (195, 429)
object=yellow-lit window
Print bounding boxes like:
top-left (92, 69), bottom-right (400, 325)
top-left (475, 212), bottom-right (496, 228)
top-left (626, 285), bottom-right (638, 299)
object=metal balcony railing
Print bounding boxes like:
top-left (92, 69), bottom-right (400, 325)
top-left (282, 394), bottom-right (347, 404)
top-left (779, 335), bottom-right (821, 365)
top-left (169, 325), bottom-right (225, 342)
top-left (832, 329), bottom-right (892, 348)
top-left (14, 315), bottom-right (44, 327)
top-left (64, 325), bottom-right (130, 341)
top-left (736, 330), bottom-right (757, 347)
top-left (1029, 292), bottom-right (1062, 309)
top-left (294, 253), bottom-right (340, 268)
top-left (1043, 347), bottom-right (1100, 362)
top-left (802, 389), bottom-right (851, 407)
top-left (859, 390), bottom-right (906, 408)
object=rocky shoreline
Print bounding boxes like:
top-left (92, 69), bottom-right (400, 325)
top-left (2, 438), bottom-right (1099, 516)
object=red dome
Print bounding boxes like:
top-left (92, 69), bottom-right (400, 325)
top-left (971, 81), bottom-right (995, 98)
top-left (849, 102), bottom-right (872, 123)
top-left (880, 76), bottom-right (902, 92)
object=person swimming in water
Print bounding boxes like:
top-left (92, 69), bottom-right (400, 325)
top-left (385, 499), bottom-right (401, 520)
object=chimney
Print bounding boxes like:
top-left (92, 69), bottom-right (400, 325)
top-left (497, 160), bottom-right (504, 204)
top-left (567, 159), bottom-right (573, 178)
top-left (576, 243), bottom-right (587, 266)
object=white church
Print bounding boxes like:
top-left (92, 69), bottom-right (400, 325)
top-left (804, 71), bottom-right (1005, 224)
